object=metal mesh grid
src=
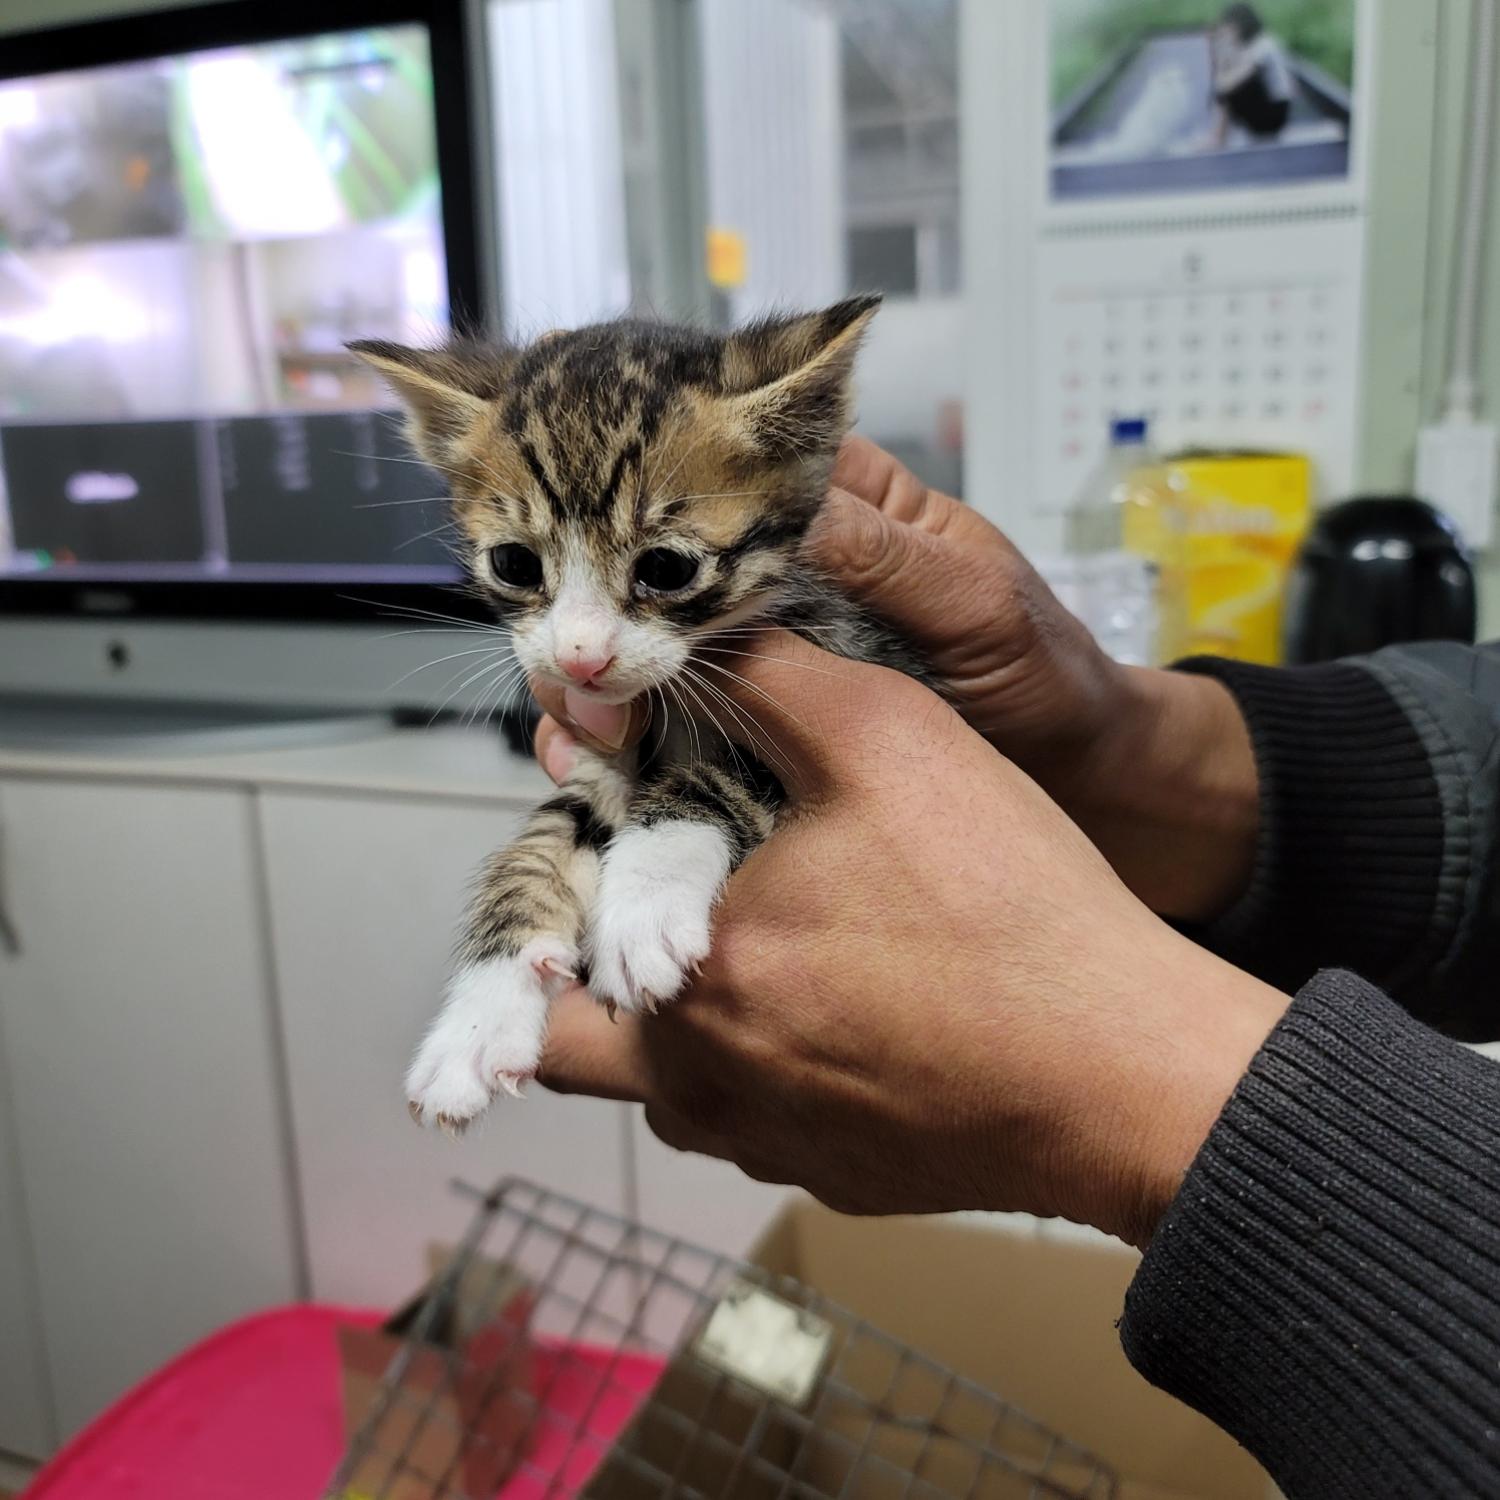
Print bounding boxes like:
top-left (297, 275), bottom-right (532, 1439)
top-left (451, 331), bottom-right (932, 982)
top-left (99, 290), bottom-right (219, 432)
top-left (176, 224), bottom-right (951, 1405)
top-left (325, 1178), bottom-right (1118, 1500)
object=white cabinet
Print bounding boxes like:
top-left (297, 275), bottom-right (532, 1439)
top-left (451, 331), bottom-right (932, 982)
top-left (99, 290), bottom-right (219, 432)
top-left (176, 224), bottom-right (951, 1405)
top-left (0, 796), bottom-right (55, 1460)
top-left (0, 1101), bottom-right (52, 1458)
top-left (257, 790), bottom-right (633, 1308)
top-left (0, 777), bottom-right (301, 1438)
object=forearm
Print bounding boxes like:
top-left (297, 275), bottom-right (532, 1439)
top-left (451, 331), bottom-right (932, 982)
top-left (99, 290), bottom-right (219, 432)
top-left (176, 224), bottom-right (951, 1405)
top-left (1054, 666), bottom-right (1259, 924)
top-left (1121, 970), bottom-right (1500, 1497)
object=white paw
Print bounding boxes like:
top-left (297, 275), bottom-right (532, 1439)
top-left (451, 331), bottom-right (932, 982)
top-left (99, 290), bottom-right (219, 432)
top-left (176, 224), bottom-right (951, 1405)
top-left (406, 937), bottom-right (576, 1134)
top-left (587, 821), bottom-right (732, 1014)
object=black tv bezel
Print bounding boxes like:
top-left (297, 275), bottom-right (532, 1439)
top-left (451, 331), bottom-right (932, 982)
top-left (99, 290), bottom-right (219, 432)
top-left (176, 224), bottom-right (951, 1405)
top-left (0, 0), bottom-right (489, 624)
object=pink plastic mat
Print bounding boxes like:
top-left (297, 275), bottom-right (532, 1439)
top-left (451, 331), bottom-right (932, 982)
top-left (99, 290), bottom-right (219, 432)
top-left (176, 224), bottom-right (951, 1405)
top-left (23, 1305), bottom-right (665, 1500)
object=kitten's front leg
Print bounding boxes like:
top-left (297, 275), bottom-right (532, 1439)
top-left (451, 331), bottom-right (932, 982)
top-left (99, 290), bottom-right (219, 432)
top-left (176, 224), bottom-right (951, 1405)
top-left (407, 753), bottom-right (629, 1133)
top-left (588, 759), bottom-right (775, 1014)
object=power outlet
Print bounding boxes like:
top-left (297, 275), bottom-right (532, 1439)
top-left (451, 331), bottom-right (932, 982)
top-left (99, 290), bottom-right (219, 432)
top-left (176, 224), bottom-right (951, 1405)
top-left (1416, 420), bottom-right (1499, 550)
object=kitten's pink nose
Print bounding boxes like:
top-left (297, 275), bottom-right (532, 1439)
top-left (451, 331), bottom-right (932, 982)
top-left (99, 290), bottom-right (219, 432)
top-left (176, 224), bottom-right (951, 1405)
top-left (561, 652), bottom-right (615, 685)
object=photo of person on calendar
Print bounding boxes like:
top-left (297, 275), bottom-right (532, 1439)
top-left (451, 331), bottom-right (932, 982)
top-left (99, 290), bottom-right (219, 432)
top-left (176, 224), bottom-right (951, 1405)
top-left (1048, 0), bottom-right (1356, 201)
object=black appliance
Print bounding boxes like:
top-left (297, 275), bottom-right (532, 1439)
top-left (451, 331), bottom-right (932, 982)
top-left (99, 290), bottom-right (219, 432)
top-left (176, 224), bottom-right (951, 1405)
top-left (1284, 497), bottom-right (1478, 664)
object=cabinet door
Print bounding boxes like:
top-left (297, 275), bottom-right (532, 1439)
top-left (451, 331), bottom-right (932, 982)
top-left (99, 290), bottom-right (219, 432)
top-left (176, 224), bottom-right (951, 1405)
top-left (257, 791), bottom-right (632, 1308)
top-left (0, 778), bottom-right (301, 1438)
top-left (0, 781), bottom-right (55, 1458)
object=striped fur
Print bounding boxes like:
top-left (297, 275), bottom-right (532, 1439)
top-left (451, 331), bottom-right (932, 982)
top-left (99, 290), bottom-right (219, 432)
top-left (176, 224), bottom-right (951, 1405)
top-left (353, 298), bottom-right (932, 1129)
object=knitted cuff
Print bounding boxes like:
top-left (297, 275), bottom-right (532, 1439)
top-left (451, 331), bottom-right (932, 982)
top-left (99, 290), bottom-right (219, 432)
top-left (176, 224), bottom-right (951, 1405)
top-left (1120, 969), bottom-right (1500, 1498)
top-left (1175, 657), bottom-right (1445, 997)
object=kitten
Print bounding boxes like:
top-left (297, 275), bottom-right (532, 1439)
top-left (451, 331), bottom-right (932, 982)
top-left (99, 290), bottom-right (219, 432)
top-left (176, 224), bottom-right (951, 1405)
top-left (351, 294), bottom-right (930, 1134)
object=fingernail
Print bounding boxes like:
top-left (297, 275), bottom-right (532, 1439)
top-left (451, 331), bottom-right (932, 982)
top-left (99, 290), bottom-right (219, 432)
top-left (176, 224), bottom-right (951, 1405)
top-left (563, 688), bottom-right (628, 749)
top-left (542, 729), bottom-right (577, 784)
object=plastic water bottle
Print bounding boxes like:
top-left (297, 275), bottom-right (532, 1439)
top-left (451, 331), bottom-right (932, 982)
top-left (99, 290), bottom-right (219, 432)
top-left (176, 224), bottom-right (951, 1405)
top-left (1064, 417), bottom-right (1186, 666)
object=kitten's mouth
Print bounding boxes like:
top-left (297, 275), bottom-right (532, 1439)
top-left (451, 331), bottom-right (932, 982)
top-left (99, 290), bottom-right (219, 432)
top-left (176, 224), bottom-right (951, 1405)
top-left (538, 668), bottom-right (643, 706)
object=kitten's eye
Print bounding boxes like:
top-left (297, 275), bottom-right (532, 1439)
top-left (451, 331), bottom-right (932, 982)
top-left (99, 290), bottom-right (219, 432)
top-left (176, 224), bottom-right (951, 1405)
top-left (488, 543), bottom-right (543, 590)
top-left (634, 547), bottom-right (699, 594)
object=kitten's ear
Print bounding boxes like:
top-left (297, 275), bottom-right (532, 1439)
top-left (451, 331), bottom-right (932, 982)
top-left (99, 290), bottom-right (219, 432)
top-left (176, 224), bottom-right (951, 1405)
top-left (718, 294), bottom-right (881, 460)
top-left (347, 338), bottom-right (505, 462)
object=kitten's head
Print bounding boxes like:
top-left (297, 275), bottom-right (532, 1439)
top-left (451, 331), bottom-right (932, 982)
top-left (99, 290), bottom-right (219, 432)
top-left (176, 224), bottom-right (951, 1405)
top-left (350, 295), bottom-right (878, 705)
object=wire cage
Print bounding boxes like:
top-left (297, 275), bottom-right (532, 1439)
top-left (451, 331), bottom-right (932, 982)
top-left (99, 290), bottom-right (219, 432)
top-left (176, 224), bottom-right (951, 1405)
top-left (326, 1177), bottom-right (1118, 1500)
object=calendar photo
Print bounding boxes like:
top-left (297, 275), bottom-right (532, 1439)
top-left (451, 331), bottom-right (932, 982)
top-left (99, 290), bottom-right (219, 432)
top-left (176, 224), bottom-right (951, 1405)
top-left (1048, 0), bottom-right (1357, 202)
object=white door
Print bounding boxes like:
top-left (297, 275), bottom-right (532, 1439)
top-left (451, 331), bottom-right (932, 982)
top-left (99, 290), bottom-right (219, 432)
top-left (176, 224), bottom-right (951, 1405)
top-left (0, 777), bottom-right (301, 1438)
top-left (256, 790), bottom-right (633, 1308)
top-left (0, 782), bottom-right (56, 1459)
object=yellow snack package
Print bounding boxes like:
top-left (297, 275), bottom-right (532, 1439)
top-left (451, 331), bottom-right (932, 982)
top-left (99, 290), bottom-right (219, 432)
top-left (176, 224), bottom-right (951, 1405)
top-left (1123, 452), bottom-right (1313, 665)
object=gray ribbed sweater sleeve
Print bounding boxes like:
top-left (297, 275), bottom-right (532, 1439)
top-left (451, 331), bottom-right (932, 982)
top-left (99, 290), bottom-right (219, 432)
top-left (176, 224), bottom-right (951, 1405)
top-left (1176, 642), bottom-right (1500, 1037)
top-left (1120, 971), bottom-right (1500, 1497)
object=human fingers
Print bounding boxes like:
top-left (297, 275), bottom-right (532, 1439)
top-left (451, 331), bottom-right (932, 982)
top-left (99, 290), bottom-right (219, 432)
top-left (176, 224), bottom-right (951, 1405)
top-left (528, 678), bottom-right (649, 755)
top-left (536, 988), bottom-right (653, 1103)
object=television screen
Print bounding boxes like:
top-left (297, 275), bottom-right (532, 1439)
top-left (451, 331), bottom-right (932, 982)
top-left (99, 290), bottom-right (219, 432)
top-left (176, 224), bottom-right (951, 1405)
top-left (0, 17), bottom-right (469, 605)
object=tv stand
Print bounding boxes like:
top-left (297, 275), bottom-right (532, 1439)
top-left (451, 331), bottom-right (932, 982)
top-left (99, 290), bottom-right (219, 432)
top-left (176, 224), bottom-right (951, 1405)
top-left (0, 695), bottom-right (392, 756)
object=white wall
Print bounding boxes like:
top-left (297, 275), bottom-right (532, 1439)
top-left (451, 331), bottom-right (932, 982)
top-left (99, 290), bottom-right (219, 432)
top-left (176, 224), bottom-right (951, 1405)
top-left (489, 0), bottom-right (632, 335)
top-left (697, 0), bottom-right (844, 320)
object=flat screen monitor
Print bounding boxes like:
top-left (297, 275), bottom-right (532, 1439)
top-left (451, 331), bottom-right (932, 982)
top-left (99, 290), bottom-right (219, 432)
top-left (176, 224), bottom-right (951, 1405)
top-left (0, 0), bottom-right (482, 629)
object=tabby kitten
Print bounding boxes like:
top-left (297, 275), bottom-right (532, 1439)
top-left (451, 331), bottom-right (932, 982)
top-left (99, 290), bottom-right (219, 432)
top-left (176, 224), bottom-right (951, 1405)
top-left (352, 294), bottom-right (928, 1134)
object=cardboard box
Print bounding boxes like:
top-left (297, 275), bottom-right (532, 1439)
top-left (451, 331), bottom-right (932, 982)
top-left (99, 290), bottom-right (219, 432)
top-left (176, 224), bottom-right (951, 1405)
top-left (587, 1203), bottom-right (1272, 1500)
top-left (337, 1251), bottom-right (536, 1500)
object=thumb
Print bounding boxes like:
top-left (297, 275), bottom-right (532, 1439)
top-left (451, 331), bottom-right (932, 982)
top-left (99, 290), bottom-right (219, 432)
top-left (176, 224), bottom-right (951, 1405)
top-left (808, 487), bottom-right (925, 613)
top-left (693, 630), bottom-right (890, 800)
top-left (537, 988), bottom-right (651, 1102)
top-left (808, 488), bottom-right (984, 653)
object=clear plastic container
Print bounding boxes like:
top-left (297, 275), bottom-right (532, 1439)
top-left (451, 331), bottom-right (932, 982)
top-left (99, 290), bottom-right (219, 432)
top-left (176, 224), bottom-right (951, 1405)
top-left (1064, 417), bottom-right (1189, 665)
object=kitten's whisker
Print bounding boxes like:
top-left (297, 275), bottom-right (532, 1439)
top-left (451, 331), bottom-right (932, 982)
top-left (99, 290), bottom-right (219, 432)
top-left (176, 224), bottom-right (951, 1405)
top-left (681, 668), bottom-right (781, 778)
top-left (480, 669), bottom-right (525, 732)
top-left (663, 678), bottom-right (702, 770)
top-left (675, 670), bottom-right (729, 749)
top-left (386, 643), bottom-right (509, 691)
top-left (678, 682), bottom-right (704, 771)
top-left (697, 623), bottom-right (845, 643)
top-left (648, 685), bottom-right (672, 765)
top-left (462, 448), bottom-right (522, 499)
top-left (430, 652), bottom-right (519, 724)
top-left (465, 659), bottom-right (529, 727)
top-left (701, 621), bottom-right (798, 632)
top-left (706, 620), bottom-right (843, 632)
top-left (658, 679), bottom-right (687, 764)
top-left (673, 671), bottom-right (717, 741)
top-left (462, 656), bottom-right (518, 726)
top-left (431, 652), bottom-right (509, 705)
top-left (373, 626), bottom-right (495, 642)
top-left (652, 423), bottom-right (712, 498)
top-left (675, 673), bottom-right (751, 780)
top-left (683, 666), bottom-right (793, 778)
top-left (393, 520), bottom-right (462, 552)
top-left (370, 615), bottom-right (501, 638)
top-left (330, 448), bottom-right (467, 482)
top-left (461, 661), bottom-right (518, 727)
top-left (479, 673), bottom-right (531, 723)
top-left (344, 597), bottom-right (507, 633)
top-left (694, 656), bottom-right (812, 736)
top-left (352, 495), bottom-right (449, 510)
top-left (330, 447), bottom-right (531, 507)
top-left (695, 647), bottom-right (839, 678)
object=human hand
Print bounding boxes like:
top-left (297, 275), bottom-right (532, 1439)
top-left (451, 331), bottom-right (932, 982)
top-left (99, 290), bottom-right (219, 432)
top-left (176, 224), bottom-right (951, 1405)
top-left (535, 435), bottom-right (1258, 922)
top-left (535, 634), bottom-right (1287, 1247)
top-left (813, 438), bottom-right (1261, 923)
